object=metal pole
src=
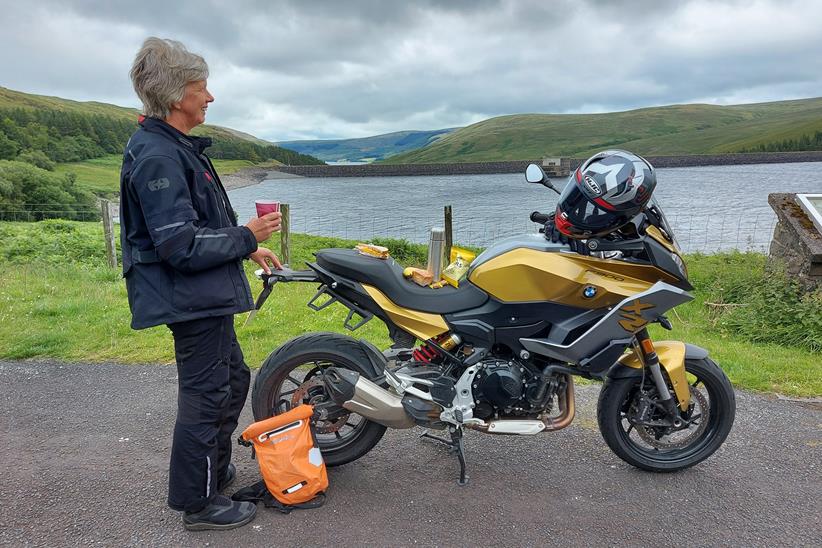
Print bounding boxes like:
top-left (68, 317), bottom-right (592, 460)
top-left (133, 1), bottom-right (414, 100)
top-left (280, 203), bottom-right (290, 266)
top-left (100, 199), bottom-right (117, 268)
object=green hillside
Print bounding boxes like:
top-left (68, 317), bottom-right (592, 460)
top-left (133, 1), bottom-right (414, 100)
top-left (51, 155), bottom-right (280, 198)
top-left (383, 97), bottom-right (822, 163)
top-left (0, 86), bottom-right (323, 166)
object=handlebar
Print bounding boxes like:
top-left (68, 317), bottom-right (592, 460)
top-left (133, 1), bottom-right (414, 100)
top-left (530, 211), bottom-right (552, 224)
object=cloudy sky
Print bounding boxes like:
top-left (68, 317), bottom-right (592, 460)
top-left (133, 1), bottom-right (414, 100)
top-left (2, 0), bottom-right (821, 141)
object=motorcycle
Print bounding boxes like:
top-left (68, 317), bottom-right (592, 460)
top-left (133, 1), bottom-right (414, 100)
top-left (248, 164), bottom-right (736, 484)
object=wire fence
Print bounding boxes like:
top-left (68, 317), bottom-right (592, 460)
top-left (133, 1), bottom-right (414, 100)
top-left (0, 204), bottom-right (101, 222)
top-left (286, 208), bottom-right (779, 254)
top-left (0, 203), bottom-right (778, 255)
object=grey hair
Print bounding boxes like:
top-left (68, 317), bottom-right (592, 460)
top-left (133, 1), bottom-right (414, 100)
top-left (129, 37), bottom-right (209, 119)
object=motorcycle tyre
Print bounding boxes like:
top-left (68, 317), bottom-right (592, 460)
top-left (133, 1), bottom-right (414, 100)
top-left (252, 332), bottom-right (387, 467)
top-left (597, 357), bottom-right (735, 472)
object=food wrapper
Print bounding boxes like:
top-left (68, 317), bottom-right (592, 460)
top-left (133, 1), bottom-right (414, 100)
top-left (449, 246), bottom-right (476, 264)
top-left (442, 247), bottom-right (476, 288)
top-left (355, 243), bottom-right (390, 259)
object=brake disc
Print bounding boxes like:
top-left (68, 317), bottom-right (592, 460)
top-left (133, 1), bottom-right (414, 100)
top-left (290, 376), bottom-right (349, 434)
top-left (636, 385), bottom-right (710, 449)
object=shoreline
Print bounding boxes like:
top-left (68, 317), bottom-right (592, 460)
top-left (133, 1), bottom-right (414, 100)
top-left (219, 167), bottom-right (302, 191)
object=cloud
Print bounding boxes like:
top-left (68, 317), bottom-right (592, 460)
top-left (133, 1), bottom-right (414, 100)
top-left (0, 0), bottom-right (820, 140)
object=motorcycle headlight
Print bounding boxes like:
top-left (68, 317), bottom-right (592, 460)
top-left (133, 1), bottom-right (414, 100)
top-left (671, 252), bottom-right (688, 278)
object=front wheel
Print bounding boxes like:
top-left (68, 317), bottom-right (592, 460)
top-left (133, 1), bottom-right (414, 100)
top-left (251, 332), bottom-right (387, 467)
top-left (597, 357), bottom-right (735, 472)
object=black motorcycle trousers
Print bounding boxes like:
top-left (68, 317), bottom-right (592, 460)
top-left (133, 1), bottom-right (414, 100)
top-left (166, 315), bottom-right (250, 512)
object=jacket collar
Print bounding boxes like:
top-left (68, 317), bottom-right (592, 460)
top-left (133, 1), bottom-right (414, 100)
top-left (139, 116), bottom-right (212, 155)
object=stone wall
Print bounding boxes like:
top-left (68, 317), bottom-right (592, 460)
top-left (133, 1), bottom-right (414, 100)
top-left (272, 151), bottom-right (822, 178)
top-left (767, 193), bottom-right (822, 291)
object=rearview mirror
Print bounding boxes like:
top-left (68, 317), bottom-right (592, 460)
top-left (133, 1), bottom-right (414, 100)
top-left (525, 163), bottom-right (546, 184)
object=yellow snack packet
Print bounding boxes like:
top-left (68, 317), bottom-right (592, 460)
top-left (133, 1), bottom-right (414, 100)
top-left (442, 247), bottom-right (475, 288)
top-left (449, 246), bottom-right (476, 264)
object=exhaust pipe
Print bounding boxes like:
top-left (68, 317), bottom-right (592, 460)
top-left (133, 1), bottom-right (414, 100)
top-left (322, 367), bottom-right (416, 429)
top-left (322, 368), bottom-right (575, 434)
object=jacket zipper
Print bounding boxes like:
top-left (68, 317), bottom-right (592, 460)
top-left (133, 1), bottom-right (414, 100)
top-left (199, 153), bottom-right (250, 306)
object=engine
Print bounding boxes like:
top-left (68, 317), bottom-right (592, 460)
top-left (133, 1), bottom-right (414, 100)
top-left (388, 352), bottom-right (560, 425)
top-left (472, 358), bottom-right (554, 420)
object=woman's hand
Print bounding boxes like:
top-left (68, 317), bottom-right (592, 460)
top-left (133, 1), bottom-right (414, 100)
top-left (248, 247), bottom-right (282, 274)
top-left (245, 212), bottom-right (282, 242)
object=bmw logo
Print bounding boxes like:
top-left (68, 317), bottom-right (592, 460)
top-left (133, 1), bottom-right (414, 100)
top-left (583, 286), bottom-right (597, 299)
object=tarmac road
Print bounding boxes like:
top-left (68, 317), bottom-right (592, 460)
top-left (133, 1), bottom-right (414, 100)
top-left (0, 360), bottom-right (819, 547)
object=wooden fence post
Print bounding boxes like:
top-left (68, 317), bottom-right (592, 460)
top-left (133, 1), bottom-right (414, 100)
top-left (444, 205), bottom-right (453, 263)
top-left (280, 203), bottom-right (290, 266)
top-left (100, 198), bottom-right (117, 268)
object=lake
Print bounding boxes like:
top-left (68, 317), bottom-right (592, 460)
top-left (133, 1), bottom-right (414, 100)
top-left (228, 162), bottom-right (822, 253)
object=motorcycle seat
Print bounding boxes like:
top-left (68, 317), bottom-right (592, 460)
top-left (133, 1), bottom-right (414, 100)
top-left (315, 248), bottom-right (488, 314)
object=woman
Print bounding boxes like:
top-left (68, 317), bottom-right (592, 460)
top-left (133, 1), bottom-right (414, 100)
top-left (120, 37), bottom-right (280, 531)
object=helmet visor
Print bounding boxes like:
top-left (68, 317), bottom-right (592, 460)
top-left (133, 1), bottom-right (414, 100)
top-left (555, 179), bottom-right (629, 238)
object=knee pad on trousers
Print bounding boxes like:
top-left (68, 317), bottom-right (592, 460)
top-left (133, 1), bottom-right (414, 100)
top-left (177, 384), bottom-right (231, 425)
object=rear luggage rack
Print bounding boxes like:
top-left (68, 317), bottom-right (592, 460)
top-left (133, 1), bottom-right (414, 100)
top-left (256, 268), bottom-right (320, 285)
top-left (246, 268), bottom-right (322, 326)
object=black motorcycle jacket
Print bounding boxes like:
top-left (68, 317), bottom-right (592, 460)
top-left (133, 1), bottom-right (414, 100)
top-left (119, 117), bottom-right (258, 329)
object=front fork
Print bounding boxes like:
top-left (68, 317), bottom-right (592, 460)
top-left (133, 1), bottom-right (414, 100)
top-left (632, 328), bottom-right (686, 424)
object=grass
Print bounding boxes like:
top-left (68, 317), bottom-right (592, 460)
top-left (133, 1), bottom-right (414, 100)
top-left (0, 220), bottom-right (819, 397)
top-left (383, 97), bottom-right (822, 163)
top-left (55, 155), bottom-right (125, 198)
top-left (55, 154), bottom-right (283, 197)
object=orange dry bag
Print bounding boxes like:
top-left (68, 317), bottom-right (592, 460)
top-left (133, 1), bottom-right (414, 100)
top-left (239, 405), bottom-right (328, 506)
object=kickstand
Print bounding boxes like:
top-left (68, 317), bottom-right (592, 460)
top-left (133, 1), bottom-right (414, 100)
top-left (419, 431), bottom-right (458, 453)
top-left (451, 427), bottom-right (469, 486)
top-left (420, 427), bottom-right (469, 485)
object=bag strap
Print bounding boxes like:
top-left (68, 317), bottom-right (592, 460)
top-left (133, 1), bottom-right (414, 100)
top-left (264, 492), bottom-right (326, 514)
top-left (231, 480), bottom-right (268, 503)
top-left (231, 481), bottom-right (327, 514)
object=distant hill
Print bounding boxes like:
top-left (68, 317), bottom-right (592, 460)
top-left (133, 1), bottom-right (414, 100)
top-left (0, 86), bottom-right (323, 165)
top-left (277, 128), bottom-right (458, 163)
top-left (383, 97), bottom-right (822, 164)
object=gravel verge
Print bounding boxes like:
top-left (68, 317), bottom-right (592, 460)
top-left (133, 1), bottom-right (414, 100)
top-left (1, 359), bottom-right (819, 547)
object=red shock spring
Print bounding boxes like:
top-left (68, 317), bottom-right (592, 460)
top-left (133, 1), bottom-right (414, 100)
top-left (412, 342), bottom-right (440, 363)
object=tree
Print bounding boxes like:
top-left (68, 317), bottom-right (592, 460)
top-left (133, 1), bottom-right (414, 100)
top-left (0, 160), bottom-right (97, 221)
top-left (17, 149), bottom-right (56, 170)
top-left (0, 131), bottom-right (18, 160)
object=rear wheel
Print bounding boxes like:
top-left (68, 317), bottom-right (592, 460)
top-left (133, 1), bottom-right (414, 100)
top-left (597, 357), bottom-right (735, 472)
top-left (252, 332), bottom-right (387, 466)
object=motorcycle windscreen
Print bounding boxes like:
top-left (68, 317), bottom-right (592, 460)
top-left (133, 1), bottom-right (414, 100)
top-left (646, 196), bottom-right (680, 250)
top-left (555, 182), bottom-right (630, 238)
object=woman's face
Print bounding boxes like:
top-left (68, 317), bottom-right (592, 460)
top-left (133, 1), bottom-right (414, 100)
top-left (176, 79), bottom-right (214, 130)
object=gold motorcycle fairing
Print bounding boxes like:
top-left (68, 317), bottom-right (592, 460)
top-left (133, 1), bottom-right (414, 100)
top-left (361, 284), bottom-right (449, 341)
top-left (618, 341), bottom-right (690, 411)
top-left (468, 248), bottom-right (682, 309)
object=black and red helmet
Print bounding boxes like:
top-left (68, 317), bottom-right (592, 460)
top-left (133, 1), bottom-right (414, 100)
top-left (555, 150), bottom-right (656, 239)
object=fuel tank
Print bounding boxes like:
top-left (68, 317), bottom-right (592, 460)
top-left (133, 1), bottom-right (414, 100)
top-left (467, 235), bottom-right (681, 309)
